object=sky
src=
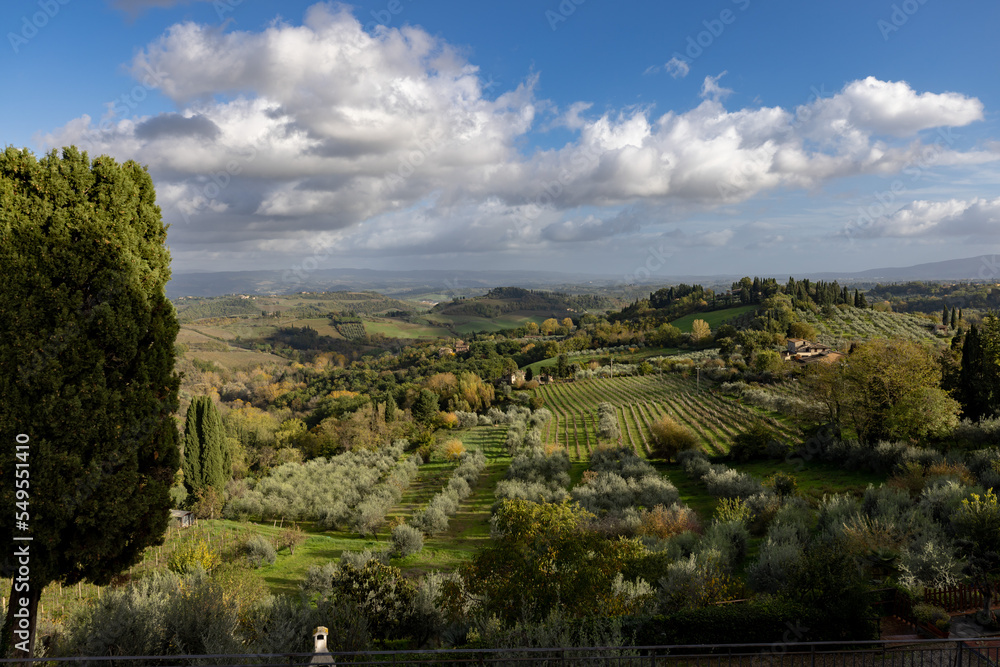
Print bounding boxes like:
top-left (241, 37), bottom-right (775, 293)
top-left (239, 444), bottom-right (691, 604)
top-left (3, 0), bottom-right (1000, 282)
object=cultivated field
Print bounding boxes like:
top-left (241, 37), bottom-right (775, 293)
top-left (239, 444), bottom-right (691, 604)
top-left (670, 305), bottom-right (758, 332)
top-left (535, 374), bottom-right (801, 459)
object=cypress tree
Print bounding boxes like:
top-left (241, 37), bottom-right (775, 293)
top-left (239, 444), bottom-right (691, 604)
top-left (182, 401), bottom-right (202, 493)
top-left (959, 324), bottom-right (988, 421)
top-left (943, 304), bottom-right (950, 326)
top-left (951, 307), bottom-right (957, 329)
top-left (0, 147), bottom-right (179, 656)
top-left (183, 396), bottom-right (229, 495)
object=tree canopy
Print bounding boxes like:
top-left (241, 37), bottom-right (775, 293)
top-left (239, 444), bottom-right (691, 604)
top-left (0, 146), bottom-right (180, 655)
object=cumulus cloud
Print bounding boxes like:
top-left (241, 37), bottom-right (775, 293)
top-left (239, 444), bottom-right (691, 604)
top-left (848, 197), bottom-right (1000, 239)
top-left (40, 4), bottom-right (999, 268)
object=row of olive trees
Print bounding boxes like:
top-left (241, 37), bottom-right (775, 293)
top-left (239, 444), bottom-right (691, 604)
top-left (223, 442), bottom-right (408, 526)
top-left (678, 449), bottom-right (767, 499)
top-left (353, 451), bottom-right (422, 535)
top-left (571, 446), bottom-right (681, 516)
top-left (410, 450), bottom-right (488, 535)
top-left (596, 402), bottom-right (621, 442)
top-left (495, 447), bottom-right (571, 506)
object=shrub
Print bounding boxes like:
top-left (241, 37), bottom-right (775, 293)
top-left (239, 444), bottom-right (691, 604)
top-left (747, 538), bottom-right (802, 594)
top-left (704, 467), bottom-right (765, 499)
top-left (411, 506), bottom-right (449, 535)
top-left (339, 548), bottom-right (389, 568)
top-left (168, 539), bottom-right (219, 574)
top-left (899, 539), bottom-right (962, 590)
top-left (442, 439), bottom-right (466, 461)
top-left (455, 411), bottom-right (479, 428)
top-left (656, 550), bottom-right (736, 611)
top-left (649, 416), bottom-right (698, 461)
top-left (715, 497), bottom-right (750, 524)
top-left (701, 519), bottom-right (749, 570)
top-left (638, 504), bottom-right (701, 539)
top-left (678, 449), bottom-right (712, 480)
top-left (729, 423), bottom-right (779, 463)
top-left (447, 475), bottom-right (472, 500)
top-left (241, 534), bottom-right (277, 568)
top-left (390, 524), bottom-right (424, 558)
top-left (912, 603), bottom-right (951, 632)
top-left (765, 472), bottom-right (797, 497)
top-left (276, 525), bottom-right (306, 555)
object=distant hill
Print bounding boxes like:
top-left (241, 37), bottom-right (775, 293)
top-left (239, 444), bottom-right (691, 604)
top-left (808, 255), bottom-right (1000, 283)
top-left (431, 286), bottom-right (616, 318)
top-left (165, 267), bottom-right (621, 299)
top-left (173, 291), bottom-right (417, 322)
top-left (164, 255), bottom-right (1000, 299)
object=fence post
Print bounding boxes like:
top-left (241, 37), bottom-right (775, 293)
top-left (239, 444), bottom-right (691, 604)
top-left (957, 640), bottom-right (964, 667)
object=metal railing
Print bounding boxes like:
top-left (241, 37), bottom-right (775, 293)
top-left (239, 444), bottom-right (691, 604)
top-left (3, 638), bottom-right (1000, 667)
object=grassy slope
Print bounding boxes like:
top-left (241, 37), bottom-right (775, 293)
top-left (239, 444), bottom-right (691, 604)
top-left (670, 305), bottom-right (757, 332)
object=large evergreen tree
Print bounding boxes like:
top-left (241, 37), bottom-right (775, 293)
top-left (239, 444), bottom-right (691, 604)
top-left (958, 318), bottom-right (1000, 422)
top-left (0, 147), bottom-right (180, 656)
top-left (182, 396), bottom-right (230, 497)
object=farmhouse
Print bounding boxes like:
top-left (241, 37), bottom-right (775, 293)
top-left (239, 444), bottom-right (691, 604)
top-left (782, 339), bottom-right (844, 364)
top-left (499, 370), bottom-right (526, 385)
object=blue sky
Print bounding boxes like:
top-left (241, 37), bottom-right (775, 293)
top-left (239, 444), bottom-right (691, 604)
top-left (3, 0), bottom-right (1000, 281)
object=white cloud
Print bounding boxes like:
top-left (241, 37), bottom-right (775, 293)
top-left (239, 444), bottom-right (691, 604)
top-left (799, 76), bottom-right (984, 138)
top-left (700, 72), bottom-right (732, 102)
top-left (849, 197), bottom-right (1000, 238)
top-left (665, 57), bottom-right (691, 79)
top-left (39, 4), bottom-right (1000, 268)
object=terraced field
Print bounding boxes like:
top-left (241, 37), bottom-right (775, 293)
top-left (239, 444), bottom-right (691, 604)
top-left (534, 375), bottom-right (800, 459)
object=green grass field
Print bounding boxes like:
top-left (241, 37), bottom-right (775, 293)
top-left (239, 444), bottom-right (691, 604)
top-left (363, 317), bottom-right (453, 338)
top-left (670, 305), bottom-right (757, 333)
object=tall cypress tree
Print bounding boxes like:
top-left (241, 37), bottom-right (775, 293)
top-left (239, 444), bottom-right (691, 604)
top-left (0, 147), bottom-right (179, 656)
top-left (182, 396), bottom-right (229, 496)
top-left (959, 324), bottom-right (988, 421)
top-left (943, 304), bottom-right (950, 326)
top-left (951, 307), bottom-right (958, 329)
